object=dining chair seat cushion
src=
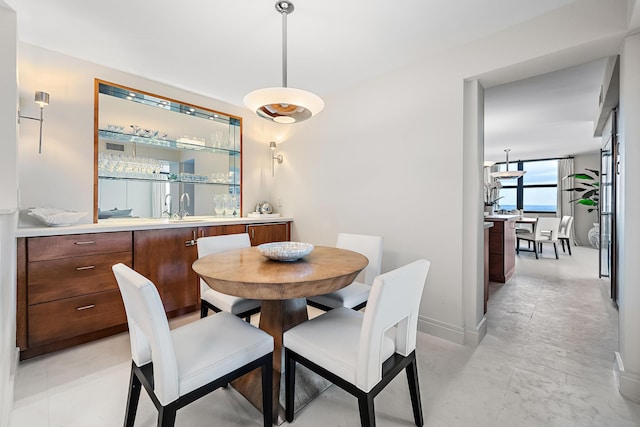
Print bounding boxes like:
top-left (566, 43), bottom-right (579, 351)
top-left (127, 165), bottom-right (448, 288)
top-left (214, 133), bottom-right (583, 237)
top-left (171, 311), bottom-right (273, 399)
top-left (201, 288), bottom-right (261, 315)
top-left (284, 307), bottom-right (395, 387)
top-left (517, 231), bottom-right (553, 242)
top-left (306, 281), bottom-right (370, 310)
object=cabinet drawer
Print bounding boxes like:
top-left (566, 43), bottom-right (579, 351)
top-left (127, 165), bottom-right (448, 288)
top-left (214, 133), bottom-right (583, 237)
top-left (28, 232), bottom-right (132, 262)
top-left (27, 252), bottom-right (132, 305)
top-left (28, 289), bottom-right (126, 347)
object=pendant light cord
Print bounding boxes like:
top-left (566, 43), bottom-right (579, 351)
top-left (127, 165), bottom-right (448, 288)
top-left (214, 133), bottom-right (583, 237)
top-left (281, 8), bottom-right (288, 88)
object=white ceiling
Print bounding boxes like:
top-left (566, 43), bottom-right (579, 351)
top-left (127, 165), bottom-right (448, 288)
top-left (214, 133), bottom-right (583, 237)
top-left (5, 0), bottom-right (611, 161)
top-left (484, 59), bottom-right (607, 163)
top-left (7, 0), bottom-right (575, 106)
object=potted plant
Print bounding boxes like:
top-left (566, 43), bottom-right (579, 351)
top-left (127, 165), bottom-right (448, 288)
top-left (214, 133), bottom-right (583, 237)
top-left (483, 181), bottom-right (503, 215)
top-left (564, 168), bottom-right (599, 248)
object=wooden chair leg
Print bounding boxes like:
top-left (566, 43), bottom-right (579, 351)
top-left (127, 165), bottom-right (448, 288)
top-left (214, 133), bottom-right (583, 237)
top-left (561, 239), bottom-right (566, 252)
top-left (200, 303), bottom-right (208, 318)
top-left (357, 393), bottom-right (376, 427)
top-left (566, 239), bottom-right (572, 256)
top-left (285, 350), bottom-right (296, 422)
top-left (262, 354), bottom-right (273, 427)
top-left (516, 238), bottom-right (520, 254)
top-left (406, 359), bottom-right (424, 426)
top-left (124, 366), bottom-right (142, 427)
top-left (533, 242), bottom-right (539, 259)
top-left (553, 243), bottom-right (558, 259)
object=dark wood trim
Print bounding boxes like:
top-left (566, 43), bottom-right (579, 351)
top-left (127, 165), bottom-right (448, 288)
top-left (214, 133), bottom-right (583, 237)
top-left (20, 323), bottom-right (128, 360)
top-left (16, 238), bottom-right (27, 350)
top-left (125, 353), bottom-right (272, 427)
top-left (285, 349), bottom-right (422, 427)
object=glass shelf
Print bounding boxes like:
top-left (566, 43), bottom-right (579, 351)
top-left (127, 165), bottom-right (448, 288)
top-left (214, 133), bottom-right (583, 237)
top-left (98, 129), bottom-right (240, 156)
top-left (98, 173), bottom-right (240, 186)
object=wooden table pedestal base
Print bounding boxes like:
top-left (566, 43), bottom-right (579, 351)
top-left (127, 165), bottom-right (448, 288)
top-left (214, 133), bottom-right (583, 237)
top-left (231, 298), bottom-right (332, 424)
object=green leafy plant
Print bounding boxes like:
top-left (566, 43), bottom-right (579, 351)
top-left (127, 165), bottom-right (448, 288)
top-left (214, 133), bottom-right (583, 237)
top-left (564, 169), bottom-right (599, 214)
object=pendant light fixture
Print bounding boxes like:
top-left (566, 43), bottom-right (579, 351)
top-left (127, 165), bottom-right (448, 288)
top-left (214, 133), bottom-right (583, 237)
top-left (244, 1), bottom-right (324, 124)
top-left (491, 149), bottom-right (526, 180)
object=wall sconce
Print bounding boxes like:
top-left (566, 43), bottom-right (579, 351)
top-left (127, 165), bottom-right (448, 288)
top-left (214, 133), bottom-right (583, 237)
top-left (270, 141), bottom-right (283, 176)
top-left (18, 91), bottom-right (50, 154)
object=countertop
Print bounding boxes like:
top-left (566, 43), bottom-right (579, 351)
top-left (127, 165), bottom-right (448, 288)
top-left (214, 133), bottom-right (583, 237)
top-left (16, 216), bottom-right (293, 238)
top-left (484, 214), bottom-right (520, 221)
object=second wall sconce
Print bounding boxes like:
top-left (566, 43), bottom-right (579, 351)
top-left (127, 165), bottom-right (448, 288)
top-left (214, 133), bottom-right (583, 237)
top-left (270, 141), bottom-right (283, 176)
top-left (18, 91), bottom-right (50, 154)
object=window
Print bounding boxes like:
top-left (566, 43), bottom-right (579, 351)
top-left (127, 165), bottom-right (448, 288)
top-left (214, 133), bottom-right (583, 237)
top-left (496, 159), bottom-right (558, 213)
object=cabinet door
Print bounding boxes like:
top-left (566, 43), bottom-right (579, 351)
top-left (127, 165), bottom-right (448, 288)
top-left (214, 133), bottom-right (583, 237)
top-left (133, 228), bottom-right (198, 313)
top-left (197, 224), bottom-right (246, 238)
top-left (247, 223), bottom-right (289, 246)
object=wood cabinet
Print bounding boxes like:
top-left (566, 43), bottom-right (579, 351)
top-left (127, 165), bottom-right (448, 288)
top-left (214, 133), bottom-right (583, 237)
top-left (133, 228), bottom-right (199, 314)
top-left (16, 221), bottom-right (292, 359)
top-left (18, 232), bottom-right (132, 359)
top-left (247, 223), bottom-right (290, 246)
top-left (484, 224), bottom-right (491, 314)
top-left (197, 224), bottom-right (246, 238)
top-left (486, 217), bottom-right (516, 283)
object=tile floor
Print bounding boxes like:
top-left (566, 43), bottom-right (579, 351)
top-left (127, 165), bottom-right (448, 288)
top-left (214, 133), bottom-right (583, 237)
top-left (11, 246), bottom-right (640, 426)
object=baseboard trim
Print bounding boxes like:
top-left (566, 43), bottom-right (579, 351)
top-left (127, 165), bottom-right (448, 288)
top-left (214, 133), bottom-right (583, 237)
top-left (464, 316), bottom-right (487, 346)
top-left (418, 315), bottom-right (465, 345)
top-left (1, 347), bottom-right (19, 427)
top-left (614, 351), bottom-right (640, 403)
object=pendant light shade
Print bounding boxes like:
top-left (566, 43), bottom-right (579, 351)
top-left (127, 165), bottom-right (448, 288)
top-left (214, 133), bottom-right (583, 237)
top-left (244, 87), bottom-right (324, 124)
top-left (244, 1), bottom-right (324, 124)
top-left (491, 149), bottom-right (526, 180)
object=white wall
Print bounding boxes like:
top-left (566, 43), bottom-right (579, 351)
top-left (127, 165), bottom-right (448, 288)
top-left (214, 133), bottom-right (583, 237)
top-left (573, 150), bottom-right (600, 246)
top-left (17, 43), bottom-right (273, 221)
top-left (617, 32), bottom-right (640, 402)
top-left (0, 3), bottom-right (18, 427)
top-left (269, 0), bottom-right (629, 344)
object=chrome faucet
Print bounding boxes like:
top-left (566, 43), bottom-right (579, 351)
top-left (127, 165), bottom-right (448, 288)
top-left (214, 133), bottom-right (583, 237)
top-left (163, 194), bottom-right (173, 218)
top-left (179, 193), bottom-right (190, 219)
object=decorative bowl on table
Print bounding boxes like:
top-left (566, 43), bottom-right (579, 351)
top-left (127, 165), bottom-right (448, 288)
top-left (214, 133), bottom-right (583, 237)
top-left (257, 242), bottom-right (314, 262)
top-left (28, 207), bottom-right (87, 227)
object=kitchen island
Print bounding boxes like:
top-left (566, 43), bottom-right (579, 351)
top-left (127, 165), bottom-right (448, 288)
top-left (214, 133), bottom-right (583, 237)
top-left (484, 215), bottom-right (518, 284)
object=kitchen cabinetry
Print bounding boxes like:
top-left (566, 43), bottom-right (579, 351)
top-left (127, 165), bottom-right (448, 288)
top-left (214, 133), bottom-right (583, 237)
top-left (486, 216), bottom-right (516, 283)
top-left (16, 220), bottom-right (292, 359)
top-left (247, 223), bottom-right (290, 246)
top-left (198, 224), bottom-right (246, 238)
top-left (133, 228), bottom-right (199, 314)
top-left (17, 232), bottom-right (132, 359)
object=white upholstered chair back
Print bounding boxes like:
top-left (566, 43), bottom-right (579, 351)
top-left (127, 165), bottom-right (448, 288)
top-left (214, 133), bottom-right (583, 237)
top-left (559, 216), bottom-right (574, 239)
top-left (336, 233), bottom-right (383, 286)
top-left (534, 217), bottom-right (561, 241)
top-left (197, 233), bottom-right (251, 296)
top-left (112, 263), bottom-right (180, 404)
top-left (356, 259), bottom-right (430, 391)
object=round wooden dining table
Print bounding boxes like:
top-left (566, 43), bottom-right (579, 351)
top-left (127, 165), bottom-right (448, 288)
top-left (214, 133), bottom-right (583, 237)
top-left (192, 245), bottom-right (368, 423)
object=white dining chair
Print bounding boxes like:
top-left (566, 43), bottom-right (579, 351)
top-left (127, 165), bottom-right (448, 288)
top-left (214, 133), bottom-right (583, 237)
top-left (111, 263), bottom-right (273, 427)
top-left (197, 233), bottom-right (261, 321)
top-left (284, 259), bottom-right (430, 427)
top-left (558, 215), bottom-right (574, 255)
top-left (516, 217), bottom-right (561, 259)
top-left (307, 233), bottom-right (383, 312)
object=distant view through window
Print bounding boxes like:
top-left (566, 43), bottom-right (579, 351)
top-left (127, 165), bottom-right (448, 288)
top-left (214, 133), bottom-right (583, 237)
top-left (496, 159), bottom-right (558, 213)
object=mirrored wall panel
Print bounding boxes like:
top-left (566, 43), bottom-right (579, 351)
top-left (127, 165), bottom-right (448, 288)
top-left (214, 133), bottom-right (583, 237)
top-left (94, 80), bottom-right (242, 221)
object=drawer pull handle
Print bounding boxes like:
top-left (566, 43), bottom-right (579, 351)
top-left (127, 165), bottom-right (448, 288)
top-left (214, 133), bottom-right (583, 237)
top-left (76, 265), bottom-right (96, 271)
top-left (74, 241), bottom-right (96, 245)
top-left (76, 304), bottom-right (95, 311)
